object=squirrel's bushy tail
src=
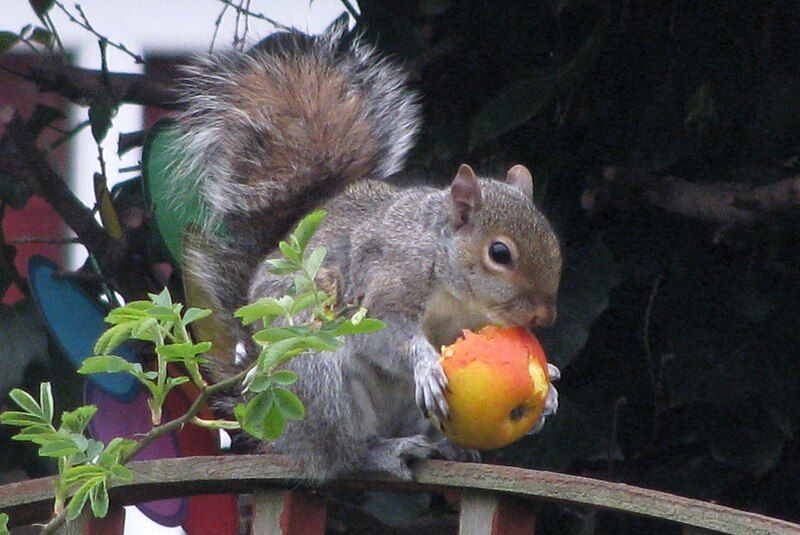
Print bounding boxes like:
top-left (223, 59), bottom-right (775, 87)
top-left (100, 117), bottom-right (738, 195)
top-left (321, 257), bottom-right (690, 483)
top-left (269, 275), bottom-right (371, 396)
top-left (176, 28), bottom-right (420, 226)
top-left (173, 29), bottom-right (419, 358)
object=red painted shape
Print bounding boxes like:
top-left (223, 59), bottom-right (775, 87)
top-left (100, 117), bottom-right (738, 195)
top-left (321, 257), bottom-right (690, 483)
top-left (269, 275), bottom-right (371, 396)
top-left (0, 54), bottom-right (68, 304)
top-left (280, 491), bottom-right (326, 535)
top-left (492, 498), bottom-right (536, 535)
top-left (84, 505), bottom-right (125, 535)
top-left (165, 382), bottom-right (239, 535)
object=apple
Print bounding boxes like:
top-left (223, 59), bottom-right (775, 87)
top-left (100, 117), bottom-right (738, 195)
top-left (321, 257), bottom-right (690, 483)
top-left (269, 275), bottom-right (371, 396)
top-left (438, 326), bottom-right (551, 450)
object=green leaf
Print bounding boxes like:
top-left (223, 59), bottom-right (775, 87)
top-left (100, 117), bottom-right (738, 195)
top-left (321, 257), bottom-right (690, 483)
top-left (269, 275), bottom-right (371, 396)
top-left (63, 465), bottom-right (106, 486)
top-left (258, 337), bottom-right (303, 371)
top-left (89, 479), bottom-right (109, 517)
top-left (60, 406), bottom-right (98, 434)
top-left (252, 327), bottom-right (299, 344)
top-left (88, 92), bottom-right (119, 143)
top-left (131, 317), bottom-right (159, 341)
top-left (30, 26), bottom-right (53, 46)
top-left (271, 370), bottom-right (298, 385)
top-left (149, 287), bottom-right (172, 308)
top-left (293, 210), bottom-right (326, 252)
top-left (235, 391), bottom-right (275, 438)
top-left (30, 0), bottom-right (55, 16)
top-left (94, 322), bottom-right (135, 355)
top-left (0, 512), bottom-right (9, 535)
top-left (263, 401), bottom-right (286, 439)
top-left (279, 240), bottom-right (301, 263)
top-left (304, 247), bottom-right (327, 281)
top-left (0, 31), bottom-right (20, 53)
top-left (39, 383), bottom-right (53, 423)
top-left (330, 318), bottom-right (386, 336)
top-left (66, 480), bottom-right (94, 520)
top-left (0, 411), bottom-right (47, 427)
top-left (78, 355), bottom-right (136, 375)
top-left (183, 307), bottom-right (211, 326)
top-left (155, 342), bottom-right (212, 361)
top-left (266, 257), bottom-right (297, 274)
top-left (39, 438), bottom-right (82, 458)
top-left (290, 291), bottom-right (318, 317)
top-left (110, 464), bottom-right (133, 481)
top-left (247, 374), bottom-right (272, 393)
top-left (235, 298), bottom-right (286, 325)
top-left (9, 388), bottom-right (42, 418)
top-left (274, 388), bottom-right (305, 420)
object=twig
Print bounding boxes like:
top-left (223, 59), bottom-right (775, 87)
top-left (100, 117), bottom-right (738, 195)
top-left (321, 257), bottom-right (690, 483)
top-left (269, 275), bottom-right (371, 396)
top-left (209, 0), bottom-right (230, 52)
top-left (340, 0), bottom-right (360, 19)
top-left (606, 396), bottom-right (626, 477)
top-left (53, 1), bottom-right (144, 63)
top-left (214, 0), bottom-right (292, 32)
top-left (35, 10), bottom-right (65, 56)
top-left (47, 120), bottom-right (90, 152)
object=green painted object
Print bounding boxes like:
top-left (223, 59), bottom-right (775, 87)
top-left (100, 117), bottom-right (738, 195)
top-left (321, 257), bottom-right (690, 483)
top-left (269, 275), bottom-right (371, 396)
top-left (142, 119), bottom-right (210, 267)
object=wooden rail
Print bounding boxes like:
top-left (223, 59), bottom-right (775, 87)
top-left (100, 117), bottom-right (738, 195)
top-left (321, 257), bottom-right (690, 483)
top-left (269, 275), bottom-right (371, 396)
top-left (1, 455), bottom-right (799, 535)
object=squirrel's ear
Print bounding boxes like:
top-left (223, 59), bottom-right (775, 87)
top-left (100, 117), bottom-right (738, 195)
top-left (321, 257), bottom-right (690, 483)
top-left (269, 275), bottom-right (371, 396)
top-left (506, 164), bottom-right (533, 198)
top-left (450, 164), bottom-right (482, 229)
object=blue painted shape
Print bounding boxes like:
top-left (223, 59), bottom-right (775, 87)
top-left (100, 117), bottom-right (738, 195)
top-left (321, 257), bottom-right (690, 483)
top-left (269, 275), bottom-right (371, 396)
top-left (28, 255), bottom-right (140, 402)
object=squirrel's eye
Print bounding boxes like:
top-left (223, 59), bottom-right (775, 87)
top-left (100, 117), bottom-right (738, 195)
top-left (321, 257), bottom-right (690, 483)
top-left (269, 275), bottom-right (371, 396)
top-left (488, 241), bottom-right (512, 265)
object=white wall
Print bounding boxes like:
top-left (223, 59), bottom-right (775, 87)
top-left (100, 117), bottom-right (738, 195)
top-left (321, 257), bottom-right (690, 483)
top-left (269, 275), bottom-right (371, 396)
top-left (0, 2), bottom-right (352, 532)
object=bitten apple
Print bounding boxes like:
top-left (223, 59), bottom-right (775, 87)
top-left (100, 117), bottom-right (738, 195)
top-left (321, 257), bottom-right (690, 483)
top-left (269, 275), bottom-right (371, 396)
top-left (438, 325), bottom-right (550, 450)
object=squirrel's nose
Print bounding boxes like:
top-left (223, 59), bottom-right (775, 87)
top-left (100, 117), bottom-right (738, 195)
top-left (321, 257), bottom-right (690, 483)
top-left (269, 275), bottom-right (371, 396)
top-left (529, 304), bottom-right (557, 328)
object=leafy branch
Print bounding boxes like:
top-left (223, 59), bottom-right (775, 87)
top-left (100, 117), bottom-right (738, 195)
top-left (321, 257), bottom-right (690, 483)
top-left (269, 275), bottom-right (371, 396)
top-left (0, 211), bottom-right (384, 533)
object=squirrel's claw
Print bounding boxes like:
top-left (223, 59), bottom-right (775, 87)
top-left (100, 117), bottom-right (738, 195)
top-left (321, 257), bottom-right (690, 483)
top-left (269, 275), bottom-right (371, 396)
top-left (415, 359), bottom-right (450, 425)
top-left (527, 366), bottom-right (560, 436)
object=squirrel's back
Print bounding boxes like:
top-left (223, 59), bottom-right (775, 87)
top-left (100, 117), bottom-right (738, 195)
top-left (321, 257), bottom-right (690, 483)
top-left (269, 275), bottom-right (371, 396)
top-left (174, 28), bottom-right (421, 327)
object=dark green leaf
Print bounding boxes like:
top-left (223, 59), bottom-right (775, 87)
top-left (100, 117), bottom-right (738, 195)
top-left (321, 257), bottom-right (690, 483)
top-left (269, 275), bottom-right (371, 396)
top-left (263, 401), bottom-right (286, 439)
top-left (0, 31), bottom-right (20, 53)
top-left (274, 387), bottom-right (305, 420)
top-left (60, 406), bottom-right (98, 434)
top-left (30, 26), bottom-right (53, 46)
top-left (88, 93), bottom-right (119, 143)
top-left (29, 0), bottom-right (55, 16)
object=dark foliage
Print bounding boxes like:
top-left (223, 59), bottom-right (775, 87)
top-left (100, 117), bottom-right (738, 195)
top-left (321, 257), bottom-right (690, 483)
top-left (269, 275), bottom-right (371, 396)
top-left (356, 0), bottom-right (800, 531)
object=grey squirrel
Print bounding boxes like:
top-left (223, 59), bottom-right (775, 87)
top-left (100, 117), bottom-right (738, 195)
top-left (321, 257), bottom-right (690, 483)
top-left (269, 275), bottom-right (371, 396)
top-left (173, 28), bottom-right (562, 481)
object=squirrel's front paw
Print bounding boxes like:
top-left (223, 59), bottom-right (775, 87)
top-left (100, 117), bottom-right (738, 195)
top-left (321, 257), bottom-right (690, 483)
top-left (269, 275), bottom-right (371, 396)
top-left (527, 363), bottom-right (560, 436)
top-left (414, 359), bottom-right (450, 425)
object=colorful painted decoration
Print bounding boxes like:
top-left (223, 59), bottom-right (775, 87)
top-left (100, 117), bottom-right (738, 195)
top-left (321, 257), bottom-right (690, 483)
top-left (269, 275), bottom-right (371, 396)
top-left (27, 255), bottom-right (140, 402)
